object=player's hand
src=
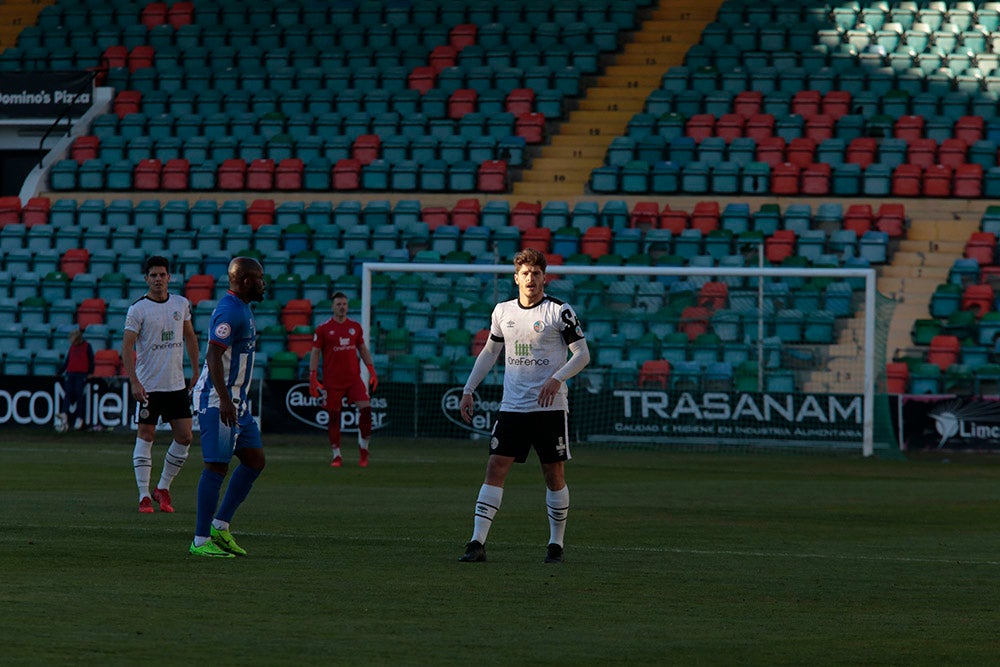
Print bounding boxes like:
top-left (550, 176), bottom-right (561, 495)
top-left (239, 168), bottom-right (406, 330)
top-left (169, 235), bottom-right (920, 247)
top-left (309, 370), bottom-right (322, 398)
top-left (131, 380), bottom-right (148, 404)
top-left (537, 378), bottom-right (561, 408)
top-left (367, 364), bottom-right (378, 394)
top-left (459, 393), bottom-right (474, 423)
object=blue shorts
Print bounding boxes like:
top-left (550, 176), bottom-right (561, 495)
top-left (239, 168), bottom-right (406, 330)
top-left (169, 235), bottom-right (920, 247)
top-left (198, 408), bottom-right (262, 464)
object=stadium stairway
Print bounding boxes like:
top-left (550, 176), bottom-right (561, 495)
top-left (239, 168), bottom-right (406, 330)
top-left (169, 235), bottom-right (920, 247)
top-left (0, 0), bottom-right (53, 50)
top-left (804, 204), bottom-right (979, 394)
top-left (513, 0), bottom-right (723, 198)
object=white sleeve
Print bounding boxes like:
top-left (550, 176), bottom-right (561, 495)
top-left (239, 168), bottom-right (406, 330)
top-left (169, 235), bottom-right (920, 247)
top-left (462, 338), bottom-right (503, 394)
top-left (551, 338), bottom-right (590, 383)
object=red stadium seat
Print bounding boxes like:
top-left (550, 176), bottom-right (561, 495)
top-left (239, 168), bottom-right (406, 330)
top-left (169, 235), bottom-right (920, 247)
top-left (515, 113), bottom-right (546, 144)
top-left (167, 1), bottom-right (194, 28)
top-left (448, 89), bottom-right (477, 119)
top-left (505, 88), bottom-right (535, 116)
top-left (658, 208), bottom-right (689, 234)
top-left (477, 160), bottom-right (508, 193)
top-left (765, 229), bottom-right (796, 263)
top-left (421, 206), bottom-right (450, 230)
top-left (844, 204), bottom-right (874, 236)
top-left (60, 248), bottom-right (89, 278)
top-left (715, 114), bottom-right (745, 141)
top-left (113, 90), bottom-right (141, 118)
top-left (162, 158), bottom-right (189, 190)
top-left (733, 91), bottom-right (762, 118)
top-left (962, 283), bottom-right (995, 317)
top-left (71, 136), bottom-right (99, 163)
top-left (893, 115), bottom-right (925, 142)
top-left (822, 90), bottom-right (851, 119)
top-left (954, 115), bottom-right (984, 144)
top-left (786, 138), bottom-right (816, 167)
top-left (217, 158), bottom-right (247, 190)
top-left (102, 45), bottom-right (128, 70)
top-left (351, 134), bottom-right (381, 165)
top-left (755, 136), bottom-right (786, 166)
top-left (907, 137), bottom-right (937, 168)
top-left (76, 297), bottom-right (106, 327)
top-left (685, 113), bottom-right (715, 141)
top-left (804, 114), bottom-right (834, 142)
top-left (281, 299), bottom-right (313, 332)
top-left (770, 163), bottom-right (801, 195)
top-left (891, 164), bottom-right (922, 196)
top-left (133, 158), bottom-right (162, 190)
top-left (428, 46), bottom-right (457, 72)
top-left (678, 306), bottom-right (711, 341)
top-left (521, 227), bottom-right (551, 252)
top-left (846, 137), bottom-right (877, 167)
top-left (928, 335), bottom-right (960, 370)
top-left (964, 231), bottom-right (996, 265)
top-left (629, 201), bottom-right (659, 230)
top-left (745, 113), bottom-right (775, 140)
top-left (938, 138), bottom-right (968, 168)
top-left (140, 2), bottom-right (168, 28)
top-left (449, 23), bottom-right (477, 49)
top-left (184, 274), bottom-right (215, 306)
top-left (93, 349), bottom-right (122, 377)
top-left (922, 164), bottom-right (953, 197)
top-left (0, 195), bottom-right (21, 225)
top-left (408, 66), bottom-right (437, 93)
top-left (332, 159), bottom-right (361, 190)
top-left (275, 158), bottom-right (304, 190)
top-left (247, 158), bottom-right (275, 191)
top-left (801, 162), bottom-right (831, 195)
top-left (690, 201), bottom-right (720, 234)
top-left (885, 362), bottom-right (909, 394)
top-left (954, 163), bottom-right (983, 198)
top-left (639, 360), bottom-right (672, 388)
top-left (21, 197), bottom-right (50, 226)
top-left (471, 329), bottom-right (490, 356)
top-left (580, 227), bottom-right (612, 258)
top-left (451, 199), bottom-right (481, 230)
top-left (875, 204), bottom-right (906, 238)
top-left (247, 199), bottom-right (275, 230)
top-left (792, 90), bottom-right (822, 117)
top-left (127, 46), bottom-right (155, 72)
top-left (510, 201), bottom-right (540, 231)
top-left (698, 281), bottom-right (729, 310)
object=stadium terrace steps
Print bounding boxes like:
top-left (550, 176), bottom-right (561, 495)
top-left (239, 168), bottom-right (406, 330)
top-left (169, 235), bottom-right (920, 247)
top-left (513, 0), bottom-right (723, 198)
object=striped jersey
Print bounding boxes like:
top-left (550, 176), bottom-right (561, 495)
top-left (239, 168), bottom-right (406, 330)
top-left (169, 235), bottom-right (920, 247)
top-left (192, 291), bottom-right (256, 416)
top-left (124, 293), bottom-right (191, 392)
top-left (487, 295), bottom-right (585, 412)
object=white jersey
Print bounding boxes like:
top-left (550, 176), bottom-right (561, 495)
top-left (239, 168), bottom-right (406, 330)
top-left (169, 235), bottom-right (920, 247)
top-left (488, 295), bottom-right (585, 412)
top-left (124, 293), bottom-right (191, 392)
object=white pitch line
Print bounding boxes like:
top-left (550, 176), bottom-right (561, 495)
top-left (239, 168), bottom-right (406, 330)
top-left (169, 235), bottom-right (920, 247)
top-left (6, 524), bottom-right (1000, 567)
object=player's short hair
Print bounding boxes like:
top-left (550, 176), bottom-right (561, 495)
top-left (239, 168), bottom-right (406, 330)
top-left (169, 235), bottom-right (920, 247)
top-left (331, 291), bottom-right (348, 302)
top-left (513, 247), bottom-right (546, 273)
top-left (143, 255), bottom-right (170, 275)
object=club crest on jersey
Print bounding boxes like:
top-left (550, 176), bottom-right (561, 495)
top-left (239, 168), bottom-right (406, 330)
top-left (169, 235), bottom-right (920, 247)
top-left (348, 327), bottom-right (356, 335)
top-left (173, 311), bottom-right (182, 321)
top-left (533, 320), bottom-right (545, 333)
top-left (214, 323), bottom-right (231, 339)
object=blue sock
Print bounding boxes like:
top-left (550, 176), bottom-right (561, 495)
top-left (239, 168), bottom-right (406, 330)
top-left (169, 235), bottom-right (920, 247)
top-left (196, 469), bottom-right (225, 539)
top-left (216, 464), bottom-right (261, 524)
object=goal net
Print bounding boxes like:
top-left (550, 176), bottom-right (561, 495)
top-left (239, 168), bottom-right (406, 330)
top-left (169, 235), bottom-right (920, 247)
top-left (357, 259), bottom-right (888, 457)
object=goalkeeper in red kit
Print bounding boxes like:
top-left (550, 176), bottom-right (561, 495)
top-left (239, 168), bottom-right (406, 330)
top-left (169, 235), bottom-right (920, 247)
top-left (308, 292), bottom-right (378, 467)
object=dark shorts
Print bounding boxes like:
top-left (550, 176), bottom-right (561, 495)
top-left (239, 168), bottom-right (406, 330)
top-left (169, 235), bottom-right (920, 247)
top-left (490, 410), bottom-right (571, 464)
top-left (137, 389), bottom-right (192, 425)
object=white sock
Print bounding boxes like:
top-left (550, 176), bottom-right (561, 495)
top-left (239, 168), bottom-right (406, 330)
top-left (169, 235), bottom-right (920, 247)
top-left (546, 485), bottom-right (570, 547)
top-left (212, 519), bottom-right (230, 531)
top-left (331, 446), bottom-right (342, 460)
top-left (193, 535), bottom-right (209, 547)
top-left (132, 437), bottom-right (154, 500)
top-left (359, 437), bottom-right (369, 451)
top-left (157, 440), bottom-right (189, 491)
top-left (471, 484), bottom-right (503, 545)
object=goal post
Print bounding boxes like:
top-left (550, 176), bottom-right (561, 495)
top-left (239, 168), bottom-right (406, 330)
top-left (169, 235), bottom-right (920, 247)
top-left (360, 261), bottom-right (882, 457)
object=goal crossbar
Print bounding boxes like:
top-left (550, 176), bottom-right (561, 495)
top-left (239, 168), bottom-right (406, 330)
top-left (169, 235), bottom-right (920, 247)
top-left (362, 262), bottom-right (878, 456)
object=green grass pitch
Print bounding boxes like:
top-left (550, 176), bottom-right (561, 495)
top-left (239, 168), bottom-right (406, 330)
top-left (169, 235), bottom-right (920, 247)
top-left (3, 429), bottom-right (1000, 665)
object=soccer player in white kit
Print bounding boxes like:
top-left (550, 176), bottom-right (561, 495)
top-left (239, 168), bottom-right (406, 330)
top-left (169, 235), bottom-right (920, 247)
top-left (123, 256), bottom-right (200, 514)
top-left (458, 248), bottom-right (590, 563)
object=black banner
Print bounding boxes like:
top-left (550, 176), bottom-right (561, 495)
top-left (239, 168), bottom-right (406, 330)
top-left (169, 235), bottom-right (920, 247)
top-left (900, 395), bottom-right (1000, 451)
top-left (0, 71), bottom-right (93, 118)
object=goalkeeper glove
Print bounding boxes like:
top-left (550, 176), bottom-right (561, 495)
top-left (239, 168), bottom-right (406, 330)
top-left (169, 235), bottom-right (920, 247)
top-left (309, 370), bottom-right (322, 398)
top-left (367, 364), bottom-right (378, 394)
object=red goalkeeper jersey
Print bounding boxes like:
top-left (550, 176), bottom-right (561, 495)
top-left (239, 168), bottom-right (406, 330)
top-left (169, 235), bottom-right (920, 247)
top-left (312, 317), bottom-right (366, 388)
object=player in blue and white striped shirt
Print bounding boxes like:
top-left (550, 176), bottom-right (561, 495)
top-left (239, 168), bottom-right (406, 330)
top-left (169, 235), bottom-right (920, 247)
top-left (188, 257), bottom-right (267, 558)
